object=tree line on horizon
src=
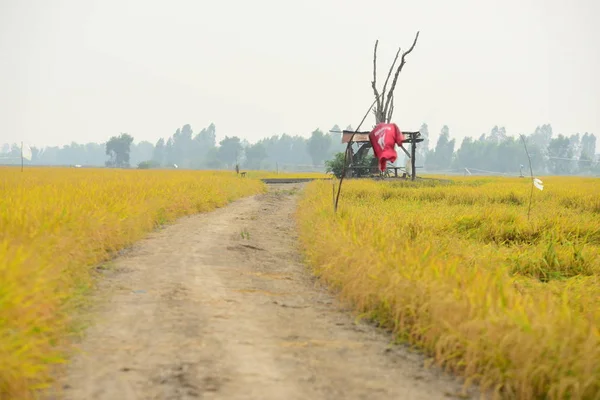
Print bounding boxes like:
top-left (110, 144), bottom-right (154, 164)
top-left (416, 123), bottom-right (598, 176)
top-left (1, 122), bottom-right (598, 175)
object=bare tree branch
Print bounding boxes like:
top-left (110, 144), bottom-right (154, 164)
top-left (381, 46), bottom-right (401, 110)
top-left (371, 40), bottom-right (382, 119)
top-left (383, 31), bottom-right (420, 121)
top-left (386, 93), bottom-right (394, 123)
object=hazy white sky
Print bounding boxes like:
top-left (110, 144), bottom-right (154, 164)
top-left (1, 0), bottom-right (599, 148)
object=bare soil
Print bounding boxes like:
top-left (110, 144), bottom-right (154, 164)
top-left (47, 183), bottom-right (475, 400)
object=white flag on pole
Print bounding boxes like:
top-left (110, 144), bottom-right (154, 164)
top-left (22, 144), bottom-right (32, 161)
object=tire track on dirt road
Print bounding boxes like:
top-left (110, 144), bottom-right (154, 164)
top-left (47, 183), bottom-right (475, 400)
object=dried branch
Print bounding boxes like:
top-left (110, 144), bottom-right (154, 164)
top-left (380, 46), bottom-right (402, 113)
top-left (386, 93), bottom-right (394, 123)
top-left (520, 134), bottom-right (535, 220)
top-left (383, 31), bottom-right (420, 121)
top-left (371, 40), bottom-right (382, 118)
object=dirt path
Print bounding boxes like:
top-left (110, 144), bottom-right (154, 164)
top-left (48, 184), bottom-right (474, 400)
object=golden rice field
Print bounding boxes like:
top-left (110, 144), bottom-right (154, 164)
top-left (0, 167), bottom-right (265, 399)
top-left (296, 176), bottom-right (600, 400)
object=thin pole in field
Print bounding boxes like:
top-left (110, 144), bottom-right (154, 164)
top-left (520, 134), bottom-right (534, 220)
top-left (334, 93), bottom-right (382, 213)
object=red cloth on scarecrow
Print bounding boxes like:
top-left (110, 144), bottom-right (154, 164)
top-left (368, 123), bottom-right (405, 171)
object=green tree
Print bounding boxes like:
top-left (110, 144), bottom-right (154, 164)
top-left (325, 152), bottom-right (345, 178)
top-left (257, 133), bottom-right (311, 169)
top-left (172, 124), bottom-right (194, 167)
top-left (578, 152), bottom-right (594, 173)
top-left (579, 133), bottom-right (597, 173)
top-left (244, 142), bottom-right (268, 169)
top-left (205, 147), bottom-right (223, 169)
top-left (487, 125), bottom-right (507, 144)
top-left (152, 138), bottom-right (166, 166)
top-left (194, 123), bottom-right (216, 152)
top-left (426, 125), bottom-right (455, 170)
top-left (325, 151), bottom-right (376, 178)
top-left (416, 122), bottom-right (430, 162)
top-left (547, 135), bottom-right (572, 174)
top-left (105, 133), bottom-right (134, 167)
top-left (130, 140), bottom-right (154, 166)
top-left (328, 124), bottom-right (346, 158)
top-left (190, 123), bottom-right (217, 168)
top-left (581, 133), bottom-right (597, 160)
top-left (137, 160), bottom-right (160, 169)
top-left (165, 137), bottom-right (175, 166)
top-left (218, 136), bottom-right (243, 168)
top-left (307, 128), bottom-right (331, 166)
top-left (83, 142), bottom-right (105, 166)
top-left (530, 124), bottom-right (553, 170)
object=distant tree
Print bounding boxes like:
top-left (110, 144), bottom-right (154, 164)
top-left (188, 123), bottom-right (217, 168)
top-left (328, 124), bottom-right (346, 158)
top-left (580, 133), bottom-right (597, 160)
top-left (9, 143), bottom-right (21, 158)
top-left (130, 140), bottom-right (154, 166)
top-left (307, 128), bottom-right (331, 165)
top-left (0, 143), bottom-right (21, 164)
top-left (579, 133), bottom-right (597, 173)
top-left (578, 152), bottom-right (594, 173)
top-left (137, 160), bottom-right (160, 169)
top-left (83, 142), bottom-right (106, 166)
top-left (152, 138), bottom-right (166, 166)
top-left (105, 133), bottom-right (134, 167)
top-left (426, 125), bottom-right (455, 170)
top-left (547, 134), bottom-right (573, 174)
top-left (205, 147), bottom-right (223, 169)
top-left (194, 123), bottom-right (216, 152)
top-left (416, 122), bottom-right (429, 162)
top-left (8, 116), bottom-right (593, 176)
top-left (165, 137), bottom-right (175, 166)
top-left (36, 146), bottom-right (60, 165)
top-left (244, 142), bottom-right (268, 170)
top-left (453, 136), bottom-right (476, 170)
top-left (218, 136), bottom-right (243, 168)
top-left (568, 133), bottom-right (581, 157)
top-left (172, 124), bottom-right (194, 167)
top-left (487, 125), bottom-right (508, 144)
top-left (567, 133), bottom-right (582, 172)
top-left (59, 142), bottom-right (82, 165)
top-left (529, 124), bottom-right (553, 169)
top-left (257, 133), bottom-right (311, 169)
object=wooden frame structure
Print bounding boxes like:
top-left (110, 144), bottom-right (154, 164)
top-left (341, 130), bottom-right (423, 181)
